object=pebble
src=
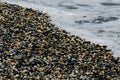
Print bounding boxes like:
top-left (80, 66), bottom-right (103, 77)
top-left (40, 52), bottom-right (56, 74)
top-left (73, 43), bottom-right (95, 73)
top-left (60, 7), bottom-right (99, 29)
top-left (0, 2), bottom-right (120, 80)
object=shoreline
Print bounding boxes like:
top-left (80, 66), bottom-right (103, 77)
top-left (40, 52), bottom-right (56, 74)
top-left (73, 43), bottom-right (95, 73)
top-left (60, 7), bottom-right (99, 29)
top-left (0, 2), bottom-right (120, 79)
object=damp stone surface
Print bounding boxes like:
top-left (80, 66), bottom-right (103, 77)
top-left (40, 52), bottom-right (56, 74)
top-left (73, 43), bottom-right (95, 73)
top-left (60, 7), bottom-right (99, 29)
top-left (0, 2), bottom-right (120, 80)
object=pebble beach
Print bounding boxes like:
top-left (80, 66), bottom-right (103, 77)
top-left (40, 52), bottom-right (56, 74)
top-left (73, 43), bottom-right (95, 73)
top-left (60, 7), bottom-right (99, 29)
top-left (0, 2), bottom-right (120, 80)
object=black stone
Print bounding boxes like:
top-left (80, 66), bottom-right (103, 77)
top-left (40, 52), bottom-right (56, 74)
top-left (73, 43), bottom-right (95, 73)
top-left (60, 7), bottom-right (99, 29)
top-left (0, 9), bottom-right (2, 14)
top-left (44, 70), bottom-right (51, 75)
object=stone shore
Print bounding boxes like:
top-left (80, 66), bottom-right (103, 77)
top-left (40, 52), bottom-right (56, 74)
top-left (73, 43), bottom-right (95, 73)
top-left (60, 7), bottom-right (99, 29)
top-left (0, 2), bottom-right (120, 80)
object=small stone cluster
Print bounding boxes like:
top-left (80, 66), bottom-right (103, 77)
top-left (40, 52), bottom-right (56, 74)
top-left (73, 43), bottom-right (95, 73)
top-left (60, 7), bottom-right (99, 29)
top-left (0, 2), bottom-right (120, 80)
